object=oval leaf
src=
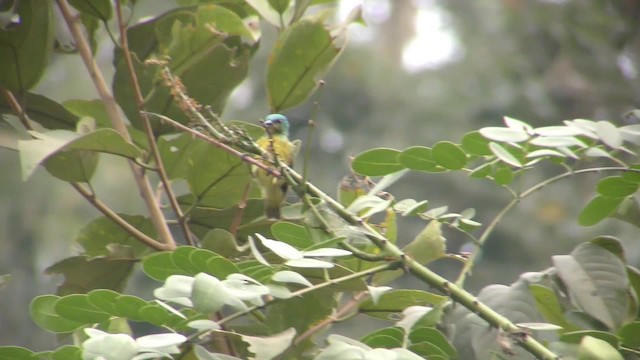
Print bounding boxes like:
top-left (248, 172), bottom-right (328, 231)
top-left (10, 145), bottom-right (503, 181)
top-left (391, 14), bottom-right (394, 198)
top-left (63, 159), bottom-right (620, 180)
top-left (431, 141), bottom-right (467, 170)
top-left (267, 20), bottom-right (342, 111)
top-left (352, 148), bottom-right (404, 176)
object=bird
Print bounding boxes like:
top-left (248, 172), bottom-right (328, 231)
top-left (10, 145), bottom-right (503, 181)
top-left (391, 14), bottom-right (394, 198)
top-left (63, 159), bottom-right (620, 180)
top-left (253, 114), bottom-right (300, 219)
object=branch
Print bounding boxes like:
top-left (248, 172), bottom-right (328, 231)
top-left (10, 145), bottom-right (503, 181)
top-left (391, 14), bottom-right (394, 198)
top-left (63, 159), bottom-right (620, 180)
top-left (152, 64), bottom-right (560, 359)
top-left (293, 291), bottom-right (369, 346)
top-left (455, 166), bottom-right (634, 287)
top-left (114, 0), bottom-right (193, 246)
top-left (72, 183), bottom-right (172, 251)
top-left (142, 112), bottom-right (279, 176)
top-left (55, 0), bottom-right (175, 249)
top-left (281, 165), bottom-right (560, 359)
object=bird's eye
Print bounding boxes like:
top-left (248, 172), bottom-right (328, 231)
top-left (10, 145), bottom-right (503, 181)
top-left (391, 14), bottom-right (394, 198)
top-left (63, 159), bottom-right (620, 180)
top-left (273, 119), bottom-right (281, 123)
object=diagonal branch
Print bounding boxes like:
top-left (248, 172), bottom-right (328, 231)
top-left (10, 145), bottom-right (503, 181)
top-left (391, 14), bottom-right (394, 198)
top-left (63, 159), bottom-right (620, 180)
top-left (55, 0), bottom-right (175, 249)
top-left (114, 0), bottom-right (193, 246)
top-left (155, 65), bottom-right (559, 359)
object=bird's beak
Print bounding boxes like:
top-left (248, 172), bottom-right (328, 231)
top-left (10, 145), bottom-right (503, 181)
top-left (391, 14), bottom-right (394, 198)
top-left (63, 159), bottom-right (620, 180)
top-left (263, 120), bottom-right (274, 127)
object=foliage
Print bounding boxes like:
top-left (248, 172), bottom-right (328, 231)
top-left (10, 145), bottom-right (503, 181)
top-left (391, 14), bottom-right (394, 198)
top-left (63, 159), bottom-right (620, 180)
top-left (1, 1), bottom-right (640, 359)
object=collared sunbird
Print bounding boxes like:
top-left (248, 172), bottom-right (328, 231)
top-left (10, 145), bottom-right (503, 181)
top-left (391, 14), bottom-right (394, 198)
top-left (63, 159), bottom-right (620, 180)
top-left (253, 114), bottom-right (299, 219)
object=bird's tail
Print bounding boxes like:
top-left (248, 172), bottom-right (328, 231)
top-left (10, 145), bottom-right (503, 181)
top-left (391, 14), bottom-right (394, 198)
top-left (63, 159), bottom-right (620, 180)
top-left (265, 206), bottom-right (280, 220)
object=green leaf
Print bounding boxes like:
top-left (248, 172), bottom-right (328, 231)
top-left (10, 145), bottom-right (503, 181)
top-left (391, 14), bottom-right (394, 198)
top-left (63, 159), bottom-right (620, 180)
top-left (591, 236), bottom-right (626, 262)
top-left (469, 163), bottom-right (492, 179)
top-left (504, 116), bottom-right (533, 132)
top-left (0, 346), bottom-right (36, 360)
top-left (360, 327), bottom-right (404, 348)
top-left (185, 138), bottom-right (255, 209)
top-left (578, 196), bottom-right (624, 226)
top-left (618, 321), bottom-right (640, 348)
top-left (86, 289), bottom-right (120, 315)
top-left (595, 121), bottom-right (622, 149)
top-left (114, 295), bottom-right (148, 321)
top-left (68, 0), bottom-right (112, 20)
top-left (399, 146), bottom-right (442, 172)
top-left (352, 148), bottom-right (404, 176)
top-left (138, 304), bottom-right (175, 327)
top-left (18, 129), bottom-right (143, 181)
top-left (553, 242), bottom-right (629, 330)
top-left (489, 142), bottom-right (522, 167)
top-left (479, 127), bottom-right (530, 142)
top-left (526, 149), bottom-right (566, 159)
top-left (246, 0), bottom-right (283, 26)
top-left (360, 290), bottom-right (448, 321)
top-left (114, 6), bottom-right (255, 134)
top-left (267, 19), bottom-right (343, 111)
top-left (63, 99), bottom-right (112, 129)
top-left (596, 176), bottom-right (638, 198)
top-left (201, 251), bottom-right (240, 279)
top-left (51, 345), bottom-right (83, 360)
top-left (142, 252), bottom-right (189, 281)
top-left (431, 141), bottom-right (467, 170)
top-left (183, 198), bottom-right (269, 239)
top-left (0, 0), bottom-right (53, 92)
top-left (622, 165), bottom-right (640, 183)
top-left (54, 294), bottom-right (110, 324)
top-left (30, 295), bottom-right (85, 333)
top-left (408, 327), bottom-right (456, 358)
top-left (43, 147), bottom-right (98, 183)
top-left (271, 222), bottom-right (314, 248)
top-left (201, 228), bottom-right (240, 258)
top-left (461, 131), bottom-right (492, 156)
top-left (530, 136), bottom-right (587, 148)
top-left (529, 284), bottom-right (579, 332)
top-left (0, 93), bottom-right (78, 130)
top-left (534, 126), bottom-right (583, 137)
top-left (577, 335), bottom-right (623, 360)
top-left (268, 0), bottom-right (291, 14)
top-left (45, 256), bottom-right (135, 295)
top-left (403, 221), bottom-right (446, 265)
top-left (75, 215), bottom-right (156, 257)
top-left (172, 246), bottom-right (200, 274)
top-left (560, 330), bottom-right (620, 346)
top-left (493, 165), bottom-right (514, 185)
top-left (264, 289), bottom-right (336, 346)
top-left (158, 133), bottom-right (205, 180)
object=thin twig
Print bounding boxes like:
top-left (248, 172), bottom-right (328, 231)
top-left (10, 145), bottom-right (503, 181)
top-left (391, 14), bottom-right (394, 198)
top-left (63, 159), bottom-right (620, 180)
top-left (455, 165), bottom-right (634, 287)
top-left (55, 0), bottom-right (175, 249)
top-left (143, 111), bottom-right (279, 176)
top-left (294, 291), bottom-right (369, 345)
top-left (72, 183), bottom-right (172, 251)
top-left (114, 0), bottom-right (193, 246)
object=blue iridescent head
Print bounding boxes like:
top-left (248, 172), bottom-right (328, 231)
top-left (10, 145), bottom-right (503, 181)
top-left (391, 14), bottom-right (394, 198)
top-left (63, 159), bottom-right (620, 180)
top-left (263, 113), bottom-right (289, 136)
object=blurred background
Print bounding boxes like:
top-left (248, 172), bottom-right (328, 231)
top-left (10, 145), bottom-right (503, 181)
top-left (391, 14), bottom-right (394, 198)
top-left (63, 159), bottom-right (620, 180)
top-left (2, 0), bottom-right (640, 350)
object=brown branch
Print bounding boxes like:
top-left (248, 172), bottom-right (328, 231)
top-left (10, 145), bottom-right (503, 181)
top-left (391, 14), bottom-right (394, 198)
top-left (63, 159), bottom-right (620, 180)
top-left (72, 183), bottom-right (172, 251)
top-left (1, 88), bottom-right (30, 130)
top-left (142, 112), bottom-right (280, 176)
top-left (294, 291), bottom-right (369, 346)
top-left (55, 0), bottom-right (176, 249)
top-left (114, 0), bottom-right (193, 246)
